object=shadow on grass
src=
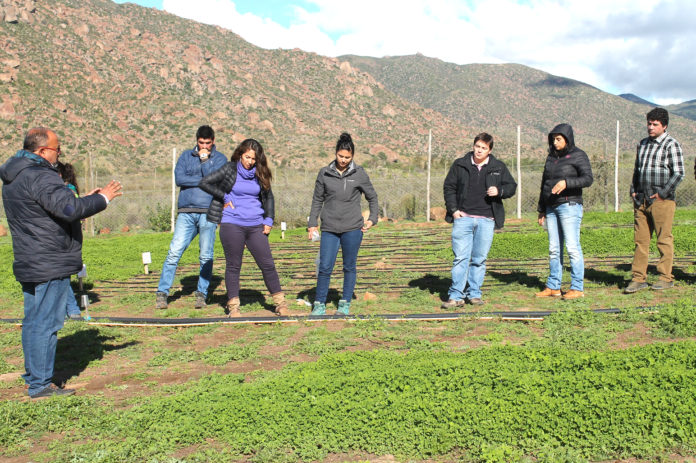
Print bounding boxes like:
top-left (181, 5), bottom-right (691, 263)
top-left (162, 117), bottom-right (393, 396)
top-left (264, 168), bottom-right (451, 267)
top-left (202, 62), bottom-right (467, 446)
top-left (488, 270), bottom-right (544, 290)
top-left (296, 287), bottom-right (341, 305)
top-left (408, 274), bottom-right (449, 301)
top-left (54, 328), bottom-right (139, 385)
top-left (610, 263), bottom-right (696, 286)
top-left (171, 274), bottom-right (224, 301)
top-left (210, 289), bottom-right (283, 315)
top-left (585, 268), bottom-right (626, 287)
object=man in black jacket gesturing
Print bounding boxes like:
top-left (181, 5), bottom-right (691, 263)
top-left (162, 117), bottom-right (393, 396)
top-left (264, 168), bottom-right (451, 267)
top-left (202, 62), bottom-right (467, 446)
top-left (0, 128), bottom-right (122, 399)
top-left (443, 133), bottom-right (517, 307)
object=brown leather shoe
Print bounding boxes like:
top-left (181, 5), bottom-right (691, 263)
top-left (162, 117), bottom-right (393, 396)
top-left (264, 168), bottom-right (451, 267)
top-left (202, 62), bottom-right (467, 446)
top-left (562, 289), bottom-right (584, 300)
top-left (535, 287), bottom-right (561, 298)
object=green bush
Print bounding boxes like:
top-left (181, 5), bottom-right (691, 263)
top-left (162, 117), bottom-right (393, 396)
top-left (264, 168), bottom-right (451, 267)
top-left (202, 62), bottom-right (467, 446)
top-left (147, 203), bottom-right (172, 232)
top-left (399, 193), bottom-right (417, 220)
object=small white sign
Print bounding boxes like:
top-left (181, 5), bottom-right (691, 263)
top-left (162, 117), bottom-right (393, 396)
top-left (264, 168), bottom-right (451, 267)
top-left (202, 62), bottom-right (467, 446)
top-left (142, 252), bottom-right (152, 265)
top-left (77, 265), bottom-right (87, 278)
top-left (281, 221), bottom-right (287, 231)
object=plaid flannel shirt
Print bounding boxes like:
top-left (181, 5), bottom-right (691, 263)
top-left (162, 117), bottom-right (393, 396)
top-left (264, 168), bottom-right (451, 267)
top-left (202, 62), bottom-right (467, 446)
top-left (631, 131), bottom-right (684, 201)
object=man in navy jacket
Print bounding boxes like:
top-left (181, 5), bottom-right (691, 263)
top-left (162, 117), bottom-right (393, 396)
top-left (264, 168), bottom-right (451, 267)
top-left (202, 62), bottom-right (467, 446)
top-left (156, 125), bottom-right (226, 309)
top-left (0, 127), bottom-right (122, 398)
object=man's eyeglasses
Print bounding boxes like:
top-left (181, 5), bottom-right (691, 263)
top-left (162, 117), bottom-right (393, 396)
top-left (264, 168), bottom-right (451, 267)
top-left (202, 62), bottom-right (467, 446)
top-left (37, 146), bottom-right (61, 155)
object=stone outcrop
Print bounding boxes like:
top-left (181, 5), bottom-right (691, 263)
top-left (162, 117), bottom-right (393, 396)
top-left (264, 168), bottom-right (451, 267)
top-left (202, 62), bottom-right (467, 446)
top-left (1, 0), bottom-right (36, 23)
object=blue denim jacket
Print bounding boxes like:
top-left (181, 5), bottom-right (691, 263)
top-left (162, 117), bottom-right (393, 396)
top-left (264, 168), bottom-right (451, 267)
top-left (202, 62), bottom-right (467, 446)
top-left (175, 145), bottom-right (227, 210)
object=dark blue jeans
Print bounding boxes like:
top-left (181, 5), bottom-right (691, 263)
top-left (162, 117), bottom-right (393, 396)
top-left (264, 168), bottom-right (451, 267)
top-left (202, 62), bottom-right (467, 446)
top-left (315, 229), bottom-right (363, 303)
top-left (21, 278), bottom-right (70, 396)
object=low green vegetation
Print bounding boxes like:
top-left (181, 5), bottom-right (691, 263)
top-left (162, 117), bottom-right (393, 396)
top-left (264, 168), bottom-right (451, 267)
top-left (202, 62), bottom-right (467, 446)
top-left (1, 214), bottom-right (696, 462)
top-left (3, 339), bottom-right (696, 461)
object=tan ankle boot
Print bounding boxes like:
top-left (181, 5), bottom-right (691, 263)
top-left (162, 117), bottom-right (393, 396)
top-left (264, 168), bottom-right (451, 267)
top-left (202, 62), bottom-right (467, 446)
top-left (271, 292), bottom-right (289, 316)
top-left (226, 297), bottom-right (241, 317)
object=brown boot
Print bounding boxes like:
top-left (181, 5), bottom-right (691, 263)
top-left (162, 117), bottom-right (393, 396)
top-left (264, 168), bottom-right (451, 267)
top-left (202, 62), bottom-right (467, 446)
top-left (562, 289), bottom-right (584, 300)
top-left (226, 297), bottom-right (241, 318)
top-left (535, 287), bottom-right (562, 298)
top-left (271, 292), bottom-right (289, 316)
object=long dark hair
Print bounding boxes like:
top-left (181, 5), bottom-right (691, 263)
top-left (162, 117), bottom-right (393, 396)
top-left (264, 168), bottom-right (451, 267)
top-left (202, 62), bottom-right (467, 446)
top-left (57, 162), bottom-right (80, 195)
top-left (231, 139), bottom-right (272, 190)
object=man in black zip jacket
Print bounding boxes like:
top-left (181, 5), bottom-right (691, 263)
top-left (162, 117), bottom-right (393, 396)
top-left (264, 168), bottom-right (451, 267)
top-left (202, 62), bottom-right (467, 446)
top-left (0, 127), bottom-right (122, 399)
top-left (443, 133), bottom-right (517, 307)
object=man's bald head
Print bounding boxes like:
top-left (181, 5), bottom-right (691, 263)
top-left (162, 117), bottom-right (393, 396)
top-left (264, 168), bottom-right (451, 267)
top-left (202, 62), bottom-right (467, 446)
top-left (23, 128), bottom-right (56, 153)
top-left (24, 128), bottom-right (60, 165)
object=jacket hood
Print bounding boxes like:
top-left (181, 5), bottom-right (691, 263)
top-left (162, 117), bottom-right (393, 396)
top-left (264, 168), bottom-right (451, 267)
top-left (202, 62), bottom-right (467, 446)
top-left (548, 124), bottom-right (575, 151)
top-left (0, 150), bottom-right (51, 184)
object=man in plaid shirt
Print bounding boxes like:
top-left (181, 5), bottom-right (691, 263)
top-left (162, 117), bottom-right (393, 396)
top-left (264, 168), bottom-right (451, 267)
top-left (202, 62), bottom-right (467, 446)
top-left (625, 108), bottom-right (684, 293)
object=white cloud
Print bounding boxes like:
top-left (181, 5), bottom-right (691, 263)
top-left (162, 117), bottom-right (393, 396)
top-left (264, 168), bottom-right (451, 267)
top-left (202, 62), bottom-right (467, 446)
top-left (160, 0), bottom-right (695, 102)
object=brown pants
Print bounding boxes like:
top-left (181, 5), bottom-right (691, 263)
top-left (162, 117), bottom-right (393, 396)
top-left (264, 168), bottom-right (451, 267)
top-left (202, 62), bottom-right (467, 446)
top-left (631, 199), bottom-right (676, 282)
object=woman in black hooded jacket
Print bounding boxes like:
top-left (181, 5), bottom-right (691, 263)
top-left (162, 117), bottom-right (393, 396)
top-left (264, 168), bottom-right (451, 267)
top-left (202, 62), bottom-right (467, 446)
top-left (536, 123), bottom-right (593, 300)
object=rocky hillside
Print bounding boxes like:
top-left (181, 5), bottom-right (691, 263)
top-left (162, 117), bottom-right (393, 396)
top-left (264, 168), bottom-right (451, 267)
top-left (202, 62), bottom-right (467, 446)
top-left (341, 54), bottom-right (696, 154)
top-left (0, 0), bottom-right (470, 174)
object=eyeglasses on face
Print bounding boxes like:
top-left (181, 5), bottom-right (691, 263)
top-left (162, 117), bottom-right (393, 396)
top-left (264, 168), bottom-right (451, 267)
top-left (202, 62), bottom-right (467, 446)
top-left (37, 146), bottom-right (61, 154)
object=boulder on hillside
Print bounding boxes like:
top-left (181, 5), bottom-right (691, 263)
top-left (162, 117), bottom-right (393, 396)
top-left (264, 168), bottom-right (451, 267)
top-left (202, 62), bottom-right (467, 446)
top-left (339, 61), bottom-right (353, 75)
top-left (2, 58), bottom-right (20, 69)
top-left (3, 6), bottom-right (18, 23)
top-left (258, 119), bottom-right (274, 133)
top-left (0, 96), bottom-right (16, 118)
top-left (429, 207), bottom-right (447, 221)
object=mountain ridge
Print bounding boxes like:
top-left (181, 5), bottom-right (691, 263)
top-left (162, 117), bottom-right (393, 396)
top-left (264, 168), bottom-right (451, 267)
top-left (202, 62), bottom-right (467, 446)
top-left (340, 53), bottom-right (696, 153)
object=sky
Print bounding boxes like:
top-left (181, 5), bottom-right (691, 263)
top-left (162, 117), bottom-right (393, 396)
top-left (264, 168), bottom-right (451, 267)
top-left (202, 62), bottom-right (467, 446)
top-left (113, 0), bottom-right (694, 105)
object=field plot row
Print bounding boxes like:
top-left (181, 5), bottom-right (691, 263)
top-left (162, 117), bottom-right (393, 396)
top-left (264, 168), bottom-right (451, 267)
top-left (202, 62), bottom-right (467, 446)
top-left (83, 226), bottom-right (696, 316)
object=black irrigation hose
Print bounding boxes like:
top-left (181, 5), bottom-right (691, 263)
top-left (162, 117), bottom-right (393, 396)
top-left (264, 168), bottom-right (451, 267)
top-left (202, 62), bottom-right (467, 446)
top-left (0, 308), bottom-right (624, 326)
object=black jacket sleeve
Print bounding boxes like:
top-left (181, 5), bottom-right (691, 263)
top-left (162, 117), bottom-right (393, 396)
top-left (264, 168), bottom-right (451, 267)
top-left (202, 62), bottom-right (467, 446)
top-left (198, 163), bottom-right (231, 200)
top-left (498, 164), bottom-right (517, 199)
top-left (565, 150), bottom-right (593, 190)
top-left (32, 173), bottom-right (107, 221)
top-left (443, 163), bottom-right (460, 216)
top-left (262, 188), bottom-right (275, 221)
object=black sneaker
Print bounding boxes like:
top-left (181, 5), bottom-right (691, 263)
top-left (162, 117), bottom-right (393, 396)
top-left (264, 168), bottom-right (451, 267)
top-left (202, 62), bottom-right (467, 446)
top-left (30, 384), bottom-right (75, 399)
top-left (155, 291), bottom-right (168, 309)
top-left (194, 291), bottom-right (207, 309)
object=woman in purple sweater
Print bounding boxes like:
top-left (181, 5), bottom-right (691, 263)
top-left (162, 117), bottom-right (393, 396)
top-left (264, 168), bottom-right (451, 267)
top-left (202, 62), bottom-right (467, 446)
top-left (199, 139), bottom-right (288, 317)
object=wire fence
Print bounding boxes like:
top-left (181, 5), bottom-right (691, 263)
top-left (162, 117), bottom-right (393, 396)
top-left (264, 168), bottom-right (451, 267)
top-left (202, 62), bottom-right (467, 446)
top-left (1, 159), bottom-right (695, 233)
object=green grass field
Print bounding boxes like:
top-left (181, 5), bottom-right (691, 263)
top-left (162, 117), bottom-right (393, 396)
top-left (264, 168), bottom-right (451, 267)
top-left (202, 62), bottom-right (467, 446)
top-left (1, 212), bottom-right (696, 462)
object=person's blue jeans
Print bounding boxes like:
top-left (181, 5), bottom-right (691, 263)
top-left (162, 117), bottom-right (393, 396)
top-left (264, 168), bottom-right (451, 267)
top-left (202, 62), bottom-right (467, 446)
top-left (157, 212), bottom-right (217, 296)
top-left (315, 229), bottom-right (363, 303)
top-left (66, 282), bottom-right (81, 316)
top-left (21, 278), bottom-right (70, 396)
top-left (545, 203), bottom-right (584, 291)
top-left (448, 216), bottom-right (495, 301)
